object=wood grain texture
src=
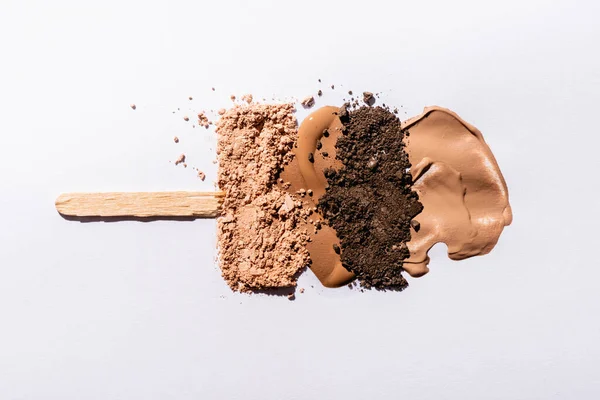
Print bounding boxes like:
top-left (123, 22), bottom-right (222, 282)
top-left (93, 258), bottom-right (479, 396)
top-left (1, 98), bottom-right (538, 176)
top-left (55, 192), bottom-right (224, 218)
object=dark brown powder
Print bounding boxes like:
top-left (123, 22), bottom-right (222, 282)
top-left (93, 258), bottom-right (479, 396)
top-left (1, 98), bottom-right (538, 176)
top-left (318, 105), bottom-right (423, 289)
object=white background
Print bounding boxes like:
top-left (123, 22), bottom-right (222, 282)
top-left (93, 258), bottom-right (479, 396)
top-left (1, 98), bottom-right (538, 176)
top-left (1, 0), bottom-right (599, 399)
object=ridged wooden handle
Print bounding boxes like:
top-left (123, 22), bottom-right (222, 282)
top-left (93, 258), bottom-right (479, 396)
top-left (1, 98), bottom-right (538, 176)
top-left (55, 191), bottom-right (224, 218)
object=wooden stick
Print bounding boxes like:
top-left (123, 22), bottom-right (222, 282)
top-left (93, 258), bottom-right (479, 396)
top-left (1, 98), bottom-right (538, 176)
top-left (55, 191), bottom-right (224, 218)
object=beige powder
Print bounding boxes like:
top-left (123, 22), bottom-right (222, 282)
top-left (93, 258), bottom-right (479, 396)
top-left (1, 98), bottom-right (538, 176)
top-left (175, 153), bottom-right (186, 165)
top-left (216, 103), bottom-right (311, 292)
top-left (197, 112), bottom-right (210, 128)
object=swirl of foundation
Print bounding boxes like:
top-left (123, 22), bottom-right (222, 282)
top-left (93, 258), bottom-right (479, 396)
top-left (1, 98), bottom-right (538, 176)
top-left (402, 107), bottom-right (512, 277)
top-left (279, 106), bottom-right (354, 287)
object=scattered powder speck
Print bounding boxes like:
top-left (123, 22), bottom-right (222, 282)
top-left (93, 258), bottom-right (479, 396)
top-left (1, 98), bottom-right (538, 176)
top-left (218, 108), bottom-right (226, 115)
top-left (130, 104), bottom-right (136, 110)
top-left (198, 171), bottom-right (206, 181)
top-left (317, 90), bottom-right (323, 97)
top-left (175, 154), bottom-right (186, 165)
top-left (173, 136), bottom-right (179, 143)
top-left (197, 112), bottom-right (210, 128)
top-left (183, 116), bottom-right (190, 121)
top-left (363, 91), bottom-right (375, 106)
top-left (216, 103), bottom-right (310, 292)
top-left (189, 96), bottom-right (193, 100)
top-left (230, 95), bottom-right (236, 101)
top-left (299, 288), bottom-right (305, 294)
top-left (241, 94), bottom-right (253, 104)
top-left (301, 96), bottom-right (315, 109)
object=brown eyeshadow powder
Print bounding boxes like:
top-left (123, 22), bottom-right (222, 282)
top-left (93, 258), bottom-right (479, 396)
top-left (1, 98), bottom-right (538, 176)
top-left (318, 105), bottom-right (423, 289)
top-left (216, 103), bottom-right (311, 292)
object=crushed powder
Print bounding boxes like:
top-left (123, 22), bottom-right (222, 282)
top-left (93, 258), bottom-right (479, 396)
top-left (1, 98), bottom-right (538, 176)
top-left (216, 103), bottom-right (311, 292)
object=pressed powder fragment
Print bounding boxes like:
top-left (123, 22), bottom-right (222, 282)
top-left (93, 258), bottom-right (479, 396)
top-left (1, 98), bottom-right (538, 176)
top-left (241, 94), bottom-right (253, 104)
top-left (216, 103), bottom-right (310, 292)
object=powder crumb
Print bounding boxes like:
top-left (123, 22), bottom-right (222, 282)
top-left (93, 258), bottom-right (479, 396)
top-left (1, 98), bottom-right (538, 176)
top-left (198, 171), bottom-right (206, 181)
top-left (331, 84), bottom-right (335, 89)
top-left (130, 104), bottom-right (136, 110)
top-left (183, 116), bottom-right (190, 121)
top-left (299, 288), bottom-right (305, 294)
top-left (216, 103), bottom-right (310, 292)
top-left (241, 94), bottom-right (253, 104)
top-left (197, 112), bottom-right (210, 128)
top-left (287, 293), bottom-right (295, 301)
top-left (175, 154), bottom-right (186, 165)
top-left (212, 87), bottom-right (215, 91)
top-left (218, 108), bottom-right (226, 115)
top-left (189, 96), bottom-right (193, 100)
top-left (317, 89), bottom-right (323, 97)
top-left (301, 96), bottom-right (315, 109)
top-left (183, 163), bottom-right (187, 168)
top-left (230, 95), bottom-right (236, 101)
top-left (173, 136), bottom-right (179, 143)
top-left (363, 91), bottom-right (376, 106)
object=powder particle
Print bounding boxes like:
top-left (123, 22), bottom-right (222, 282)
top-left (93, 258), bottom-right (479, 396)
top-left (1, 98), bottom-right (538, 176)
top-left (317, 90), bottom-right (323, 97)
top-left (216, 103), bottom-right (310, 292)
top-left (331, 85), bottom-right (335, 89)
top-left (212, 87), bottom-right (215, 91)
top-left (130, 104), bottom-right (136, 110)
top-left (183, 116), bottom-right (190, 121)
top-left (173, 136), bottom-right (179, 143)
top-left (198, 171), bottom-right (206, 181)
top-left (318, 105), bottom-right (423, 290)
top-left (175, 153), bottom-right (186, 165)
top-left (241, 94), bottom-right (253, 104)
top-left (189, 96), bottom-right (193, 100)
top-left (301, 96), bottom-right (315, 109)
top-left (218, 108), bottom-right (226, 115)
top-left (363, 92), bottom-right (375, 106)
top-left (299, 288), bottom-right (305, 294)
top-left (197, 112), bottom-right (210, 128)
top-left (230, 95), bottom-right (236, 101)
